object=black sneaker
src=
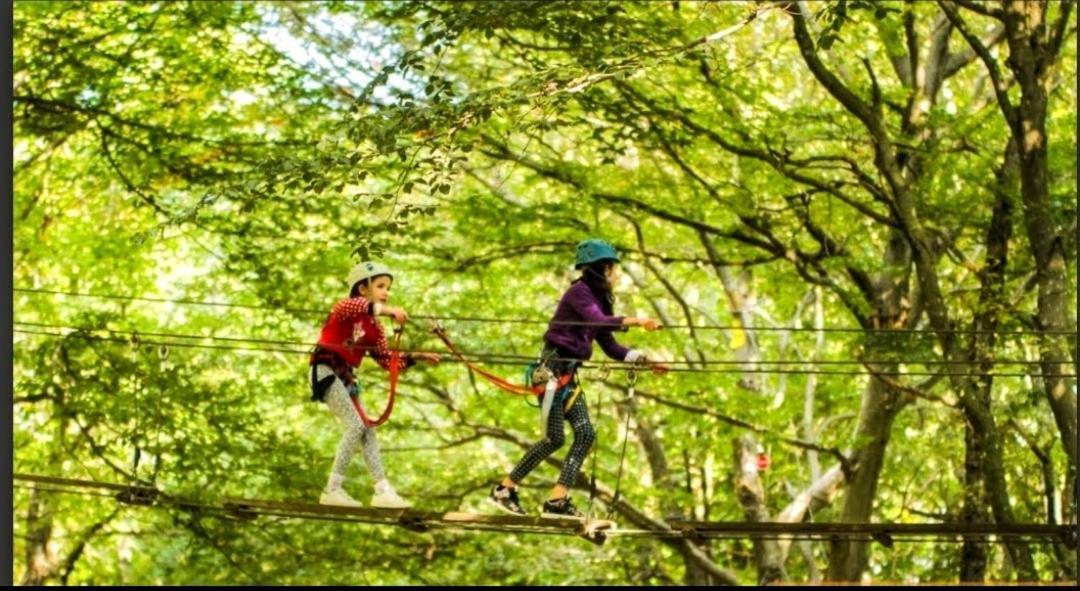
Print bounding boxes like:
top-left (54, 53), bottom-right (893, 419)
top-left (488, 485), bottom-right (526, 516)
top-left (541, 496), bottom-right (585, 519)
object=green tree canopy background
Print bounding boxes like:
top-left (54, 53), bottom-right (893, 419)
top-left (13, 0), bottom-right (1077, 585)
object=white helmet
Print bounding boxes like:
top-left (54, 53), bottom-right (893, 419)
top-left (347, 261), bottom-right (393, 290)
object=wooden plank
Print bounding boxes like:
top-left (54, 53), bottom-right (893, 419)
top-left (221, 497), bottom-right (611, 533)
top-left (14, 473), bottom-right (156, 494)
top-left (224, 497), bottom-right (414, 519)
top-left (27, 474), bottom-right (1069, 545)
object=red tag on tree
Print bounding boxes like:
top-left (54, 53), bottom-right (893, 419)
top-left (756, 453), bottom-right (770, 471)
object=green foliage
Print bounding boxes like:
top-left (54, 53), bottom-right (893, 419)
top-left (14, 0), bottom-right (1076, 585)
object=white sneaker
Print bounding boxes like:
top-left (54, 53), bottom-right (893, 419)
top-left (370, 488), bottom-right (412, 509)
top-left (319, 488), bottom-right (363, 508)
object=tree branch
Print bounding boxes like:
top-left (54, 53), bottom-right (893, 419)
top-left (619, 212), bottom-right (707, 364)
top-left (904, 4), bottom-right (920, 94)
top-left (860, 363), bottom-right (956, 407)
top-left (59, 507), bottom-right (121, 585)
top-left (1047, 0), bottom-right (1076, 61)
top-left (783, 1), bottom-right (876, 131)
top-left (97, 128), bottom-right (171, 218)
top-left (14, 393), bottom-right (54, 405)
top-left (938, 1), bottom-right (1019, 133)
top-left (477, 137), bottom-right (777, 251)
top-left (15, 94), bottom-right (298, 147)
top-left (941, 25), bottom-right (1006, 79)
top-left (924, 12), bottom-right (953, 98)
top-left (619, 381), bottom-right (852, 467)
top-left (774, 464), bottom-right (846, 556)
top-left (615, 81), bottom-right (898, 227)
top-left (434, 240), bottom-right (575, 271)
top-left (953, 0), bottom-right (1004, 19)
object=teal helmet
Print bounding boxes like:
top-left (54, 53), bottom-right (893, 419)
top-left (574, 238), bottom-right (620, 269)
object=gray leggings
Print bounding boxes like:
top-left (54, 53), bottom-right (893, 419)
top-left (510, 390), bottom-right (596, 486)
top-left (317, 365), bottom-right (387, 485)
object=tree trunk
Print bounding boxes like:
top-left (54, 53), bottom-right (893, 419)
top-left (960, 423), bottom-right (991, 581)
top-left (987, 0), bottom-right (1079, 525)
top-left (827, 371), bottom-right (904, 582)
top-left (734, 436), bottom-right (786, 585)
top-left (828, 230), bottom-right (911, 582)
top-left (1016, 96), bottom-right (1077, 529)
top-left (700, 232), bottom-right (763, 393)
top-left (960, 137), bottom-right (1018, 582)
top-left (21, 485), bottom-right (55, 586)
top-left (1012, 61), bottom-right (1078, 527)
top-left (897, 136), bottom-right (1039, 578)
top-left (803, 287), bottom-right (825, 482)
top-left (21, 396), bottom-right (66, 585)
top-left (618, 390), bottom-right (730, 585)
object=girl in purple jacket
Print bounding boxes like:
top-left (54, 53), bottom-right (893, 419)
top-left (489, 239), bottom-right (670, 517)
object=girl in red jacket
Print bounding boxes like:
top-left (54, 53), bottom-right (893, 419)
top-left (309, 262), bottom-right (439, 508)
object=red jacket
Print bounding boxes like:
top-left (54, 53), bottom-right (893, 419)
top-left (312, 296), bottom-right (398, 369)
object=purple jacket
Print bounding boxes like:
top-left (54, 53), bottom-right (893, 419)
top-left (543, 280), bottom-right (630, 361)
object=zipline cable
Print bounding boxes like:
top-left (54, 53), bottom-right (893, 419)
top-left (15, 328), bottom-right (1075, 378)
top-left (15, 287), bottom-right (1076, 337)
top-left (14, 320), bottom-right (1066, 368)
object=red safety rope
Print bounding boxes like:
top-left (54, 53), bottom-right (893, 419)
top-left (350, 327), bottom-right (403, 428)
top-left (431, 323), bottom-right (572, 396)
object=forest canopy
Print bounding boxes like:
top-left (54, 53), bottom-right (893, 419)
top-left (12, 0), bottom-right (1077, 585)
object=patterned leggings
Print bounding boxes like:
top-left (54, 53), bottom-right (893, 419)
top-left (509, 389), bottom-right (596, 486)
top-left (316, 365), bottom-right (387, 485)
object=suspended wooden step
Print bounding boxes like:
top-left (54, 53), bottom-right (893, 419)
top-left (16, 473), bottom-right (1074, 548)
top-left (221, 497), bottom-right (615, 544)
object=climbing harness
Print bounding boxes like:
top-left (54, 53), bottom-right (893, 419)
top-left (530, 345), bottom-right (582, 434)
top-left (311, 326), bottom-right (405, 428)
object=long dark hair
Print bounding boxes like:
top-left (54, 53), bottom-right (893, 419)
top-left (575, 260), bottom-right (616, 315)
